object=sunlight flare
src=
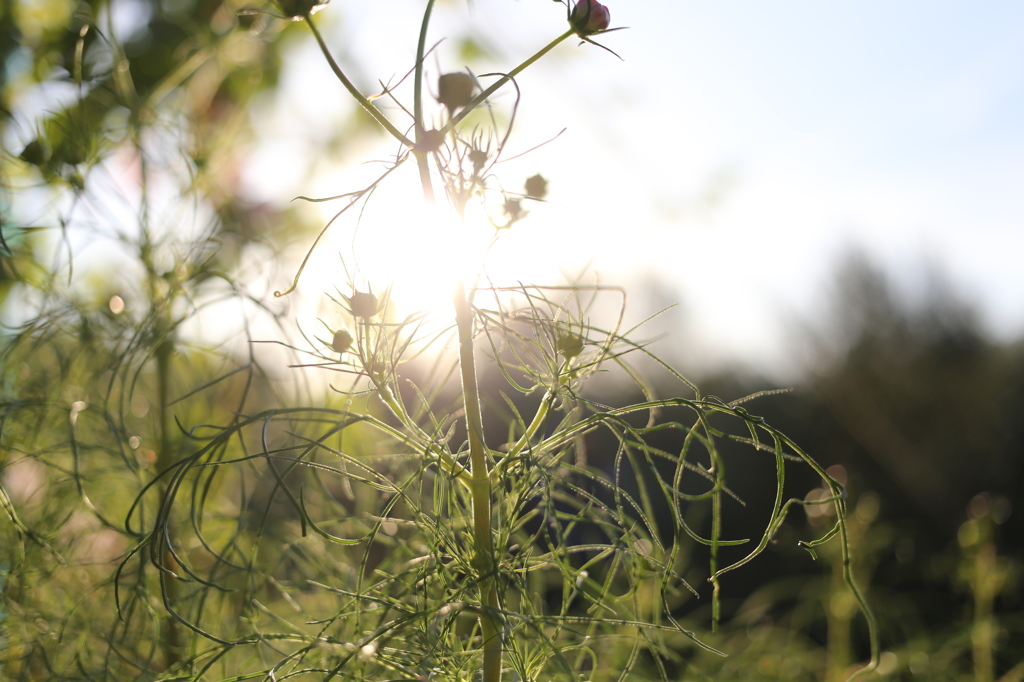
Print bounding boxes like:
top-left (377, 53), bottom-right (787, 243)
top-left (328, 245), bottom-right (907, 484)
top-left (316, 187), bottom-right (497, 320)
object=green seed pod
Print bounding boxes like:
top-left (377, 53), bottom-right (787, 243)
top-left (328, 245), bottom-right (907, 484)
top-left (331, 329), bottom-right (353, 353)
top-left (556, 330), bottom-right (585, 359)
top-left (349, 291), bottom-right (378, 318)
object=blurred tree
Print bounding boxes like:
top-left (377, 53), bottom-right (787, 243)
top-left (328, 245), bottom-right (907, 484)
top-left (650, 251), bottom-right (1024, 678)
top-left (800, 252), bottom-right (1024, 541)
top-left (1, 0), bottom-right (309, 676)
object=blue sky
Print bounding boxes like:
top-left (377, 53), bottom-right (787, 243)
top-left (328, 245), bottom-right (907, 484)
top-left (244, 1), bottom-right (1024, 377)
top-left (531, 1), bottom-right (1024, 374)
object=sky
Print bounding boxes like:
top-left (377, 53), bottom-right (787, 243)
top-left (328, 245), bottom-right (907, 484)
top-left (241, 0), bottom-right (1024, 379)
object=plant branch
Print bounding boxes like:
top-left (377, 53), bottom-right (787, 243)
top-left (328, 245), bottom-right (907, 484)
top-left (413, 0), bottom-right (437, 200)
top-left (455, 280), bottom-right (501, 682)
top-left (305, 15), bottom-right (414, 148)
top-left (442, 28), bottom-right (575, 135)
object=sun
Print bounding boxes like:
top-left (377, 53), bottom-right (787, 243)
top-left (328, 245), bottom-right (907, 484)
top-left (304, 171), bottom-right (498, 325)
top-left (356, 201), bottom-right (490, 316)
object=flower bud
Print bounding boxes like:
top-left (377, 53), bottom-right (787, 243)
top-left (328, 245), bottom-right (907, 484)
top-left (276, 0), bottom-right (326, 19)
top-left (556, 330), bottom-right (584, 359)
top-left (349, 291), bottom-right (378, 319)
top-left (570, 0), bottom-right (610, 36)
top-left (331, 329), bottom-right (353, 353)
top-left (437, 72), bottom-right (475, 113)
top-left (524, 174), bottom-right (548, 200)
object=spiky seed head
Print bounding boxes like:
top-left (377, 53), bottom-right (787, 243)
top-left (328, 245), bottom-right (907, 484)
top-left (524, 174), bottom-right (548, 199)
top-left (331, 329), bottom-right (353, 353)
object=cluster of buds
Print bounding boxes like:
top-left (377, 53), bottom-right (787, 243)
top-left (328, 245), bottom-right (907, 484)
top-left (499, 173), bottom-right (549, 228)
top-left (328, 289), bottom-right (378, 356)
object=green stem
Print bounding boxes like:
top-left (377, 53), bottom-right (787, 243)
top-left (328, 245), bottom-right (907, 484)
top-left (375, 381), bottom-right (470, 484)
top-left (454, 281), bottom-right (501, 682)
top-left (413, 150), bottom-right (435, 202)
top-left (972, 544), bottom-right (996, 682)
top-left (413, 0), bottom-right (434, 138)
top-left (441, 29), bottom-right (575, 135)
top-left (505, 383), bottom-right (560, 462)
top-left (155, 337), bottom-right (181, 669)
top-left (305, 16), bottom-right (414, 148)
top-left (413, 0), bottom-right (437, 201)
top-left (710, 481), bottom-right (721, 632)
top-left (138, 114), bottom-right (180, 669)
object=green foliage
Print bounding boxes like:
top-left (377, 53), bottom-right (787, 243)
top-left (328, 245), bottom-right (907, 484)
top-left (0, 2), bottom-right (885, 681)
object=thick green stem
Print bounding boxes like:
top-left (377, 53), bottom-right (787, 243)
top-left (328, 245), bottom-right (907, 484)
top-left (405, 19), bottom-right (574, 682)
top-left (155, 338), bottom-right (181, 669)
top-left (454, 281), bottom-right (501, 682)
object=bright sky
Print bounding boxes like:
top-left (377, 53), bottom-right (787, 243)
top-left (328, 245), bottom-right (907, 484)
top-left (243, 1), bottom-right (1024, 379)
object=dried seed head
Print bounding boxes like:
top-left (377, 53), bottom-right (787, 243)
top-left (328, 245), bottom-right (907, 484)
top-left (503, 198), bottom-right (524, 223)
top-left (570, 0), bottom-right (611, 36)
top-left (349, 291), bottom-right (379, 318)
top-left (469, 148), bottom-right (488, 173)
top-left (331, 329), bottom-right (353, 353)
top-left (524, 174), bottom-right (548, 199)
top-left (437, 72), bottom-right (475, 113)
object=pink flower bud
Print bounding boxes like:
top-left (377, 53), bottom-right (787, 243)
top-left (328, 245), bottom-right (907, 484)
top-left (570, 0), bottom-right (610, 36)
